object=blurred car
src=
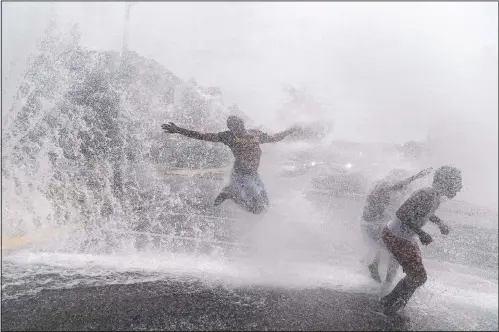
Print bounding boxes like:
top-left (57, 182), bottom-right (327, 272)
top-left (279, 140), bottom-right (414, 197)
top-left (280, 160), bottom-right (348, 178)
top-left (279, 153), bottom-right (371, 196)
top-left (309, 160), bottom-right (371, 196)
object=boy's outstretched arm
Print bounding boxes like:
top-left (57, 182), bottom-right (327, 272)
top-left (258, 126), bottom-right (300, 143)
top-left (162, 122), bottom-right (223, 142)
top-left (387, 167), bottom-right (434, 192)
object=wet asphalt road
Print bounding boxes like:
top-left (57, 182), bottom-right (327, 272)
top-left (2, 279), bottom-right (409, 331)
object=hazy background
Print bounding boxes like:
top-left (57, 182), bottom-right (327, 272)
top-left (2, 2), bottom-right (498, 209)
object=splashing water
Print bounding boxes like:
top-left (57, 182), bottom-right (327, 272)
top-left (2, 11), bottom-right (497, 331)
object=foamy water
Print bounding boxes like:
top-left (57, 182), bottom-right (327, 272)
top-left (3, 248), bottom-right (497, 316)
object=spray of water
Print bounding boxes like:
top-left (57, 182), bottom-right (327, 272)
top-left (2, 5), bottom-right (497, 327)
top-left (1, 15), bottom-right (337, 262)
